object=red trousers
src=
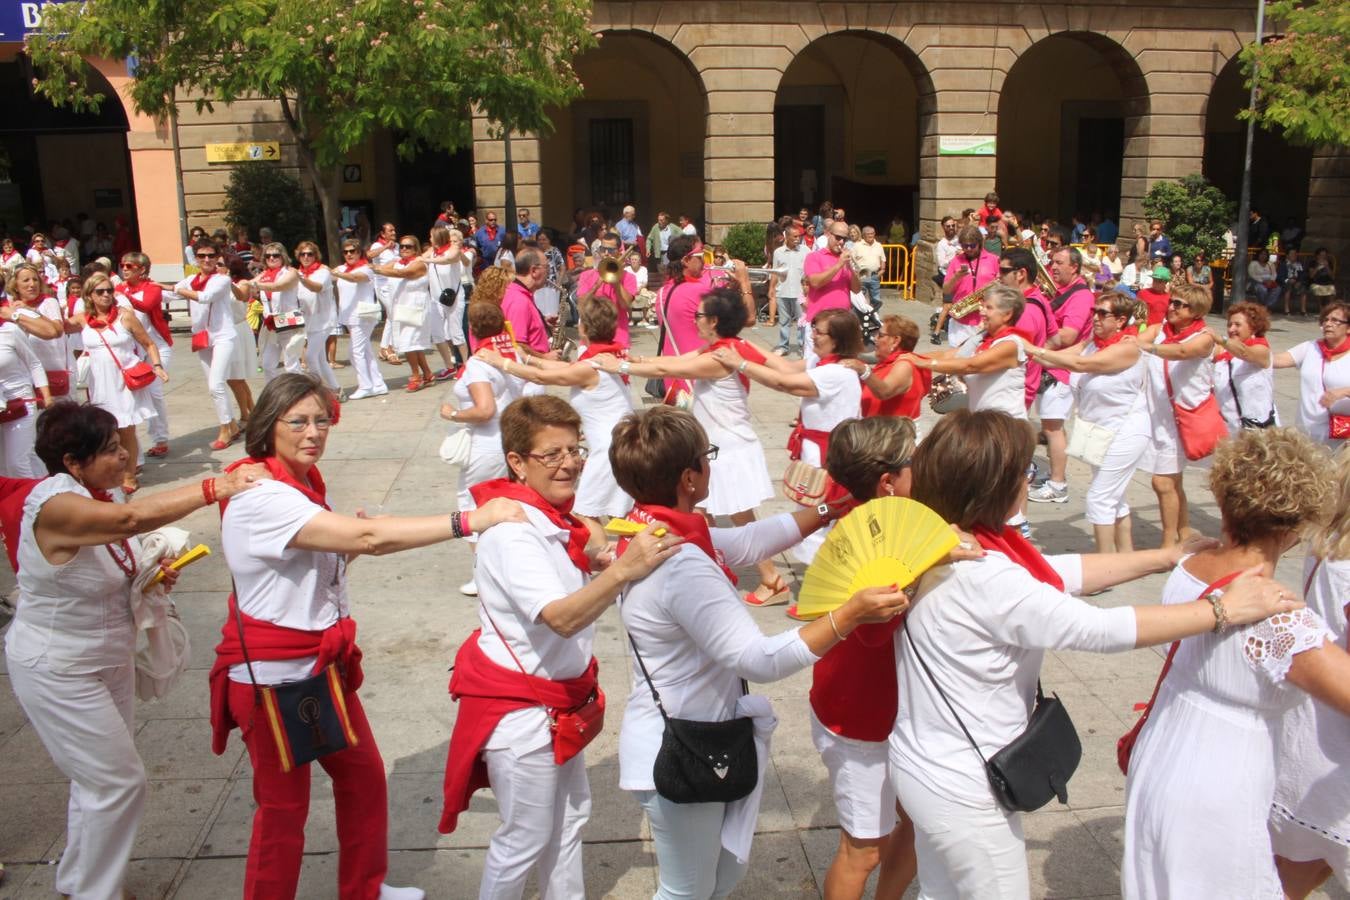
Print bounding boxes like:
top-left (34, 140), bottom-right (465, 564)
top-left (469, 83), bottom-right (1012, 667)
top-left (227, 678), bottom-right (388, 900)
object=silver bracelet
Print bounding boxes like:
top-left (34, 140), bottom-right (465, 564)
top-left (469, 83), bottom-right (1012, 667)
top-left (826, 610), bottom-right (845, 641)
top-left (1204, 591), bottom-right (1229, 633)
top-left (858, 365), bottom-right (873, 381)
top-left (738, 359), bottom-right (750, 374)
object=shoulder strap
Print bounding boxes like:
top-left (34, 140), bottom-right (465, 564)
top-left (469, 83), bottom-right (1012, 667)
top-left (229, 581), bottom-right (262, 702)
top-left (479, 602), bottom-right (554, 714)
top-left (1050, 281), bottom-right (1085, 312)
top-left (902, 621), bottom-right (990, 767)
top-left (1304, 559), bottom-right (1321, 599)
top-left (1226, 358), bottom-right (1245, 420)
top-left (93, 322), bottom-right (130, 377)
top-left (622, 602), bottom-right (745, 726)
top-left (1133, 569), bottom-right (1243, 720)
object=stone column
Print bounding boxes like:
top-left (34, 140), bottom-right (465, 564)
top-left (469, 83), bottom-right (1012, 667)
top-left (1307, 147), bottom-right (1350, 288)
top-left (471, 111), bottom-right (541, 215)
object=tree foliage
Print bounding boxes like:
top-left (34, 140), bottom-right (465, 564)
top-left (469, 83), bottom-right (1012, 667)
top-left (720, 223), bottom-right (768, 266)
top-left (25, 0), bottom-right (594, 254)
top-left (1140, 174), bottom-right (1234, 265)
top-left (222, 165), bottom-right (319, 251)
top-left (1239, 0), bottom-right (1350, 147)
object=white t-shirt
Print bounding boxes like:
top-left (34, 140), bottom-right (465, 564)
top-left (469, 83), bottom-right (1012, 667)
top-left (1214, 350), bottom-right (1277, 431)
top-left (0, 325), bottom-right (47, 400)
top-left (800, 364), bottom-right (861, 466)
top-left (222, 481), bottom-right (344, 684)
top-left (1288, 341), bottom-right (1350, 444)
top-left (13, 300), bottom-right (69, 372)
top-left (333, 263), bottom-right (375, 327)
top-left (451, 358), bottom-right (518, 456)
top-left (177, 272), bottom-right (238, 344)
top-left (296, 267), bottom-right (335, 333)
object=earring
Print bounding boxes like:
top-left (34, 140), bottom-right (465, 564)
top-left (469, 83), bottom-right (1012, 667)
top-left (885, 484), bottom-right (895, 497)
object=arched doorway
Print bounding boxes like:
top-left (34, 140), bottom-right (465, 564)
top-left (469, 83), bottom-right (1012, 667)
top-left (1203, 55), bottom-right (1312, 239)
top-left (0, 50), bottom-right (136, 242)
top-left (537, 31), bottom-right (706, 235)
top-left (996, 33), bottom-right (1149, 226)
top-left (774, 32), bottom-right (932, 233)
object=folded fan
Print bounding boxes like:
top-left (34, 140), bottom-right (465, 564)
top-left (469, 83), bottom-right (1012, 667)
top-left (796, 497), bottom-right (958, 619)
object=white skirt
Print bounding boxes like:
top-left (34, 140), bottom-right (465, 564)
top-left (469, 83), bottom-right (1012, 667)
top-left (572, 446), bottom-right (632, 519)
top-left (229, 321), bottom-right (257, 380)
top-left (701, 437), bottom-right (774, 516)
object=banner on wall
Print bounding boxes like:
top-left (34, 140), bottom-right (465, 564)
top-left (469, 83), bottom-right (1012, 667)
top-left (938, 136), bottom-right (996, 156)
top-left (0, 2), bottom-right (67, 42)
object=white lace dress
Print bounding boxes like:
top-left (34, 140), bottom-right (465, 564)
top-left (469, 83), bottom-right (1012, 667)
top-left (1122, 561), bottom-right (1332, 899)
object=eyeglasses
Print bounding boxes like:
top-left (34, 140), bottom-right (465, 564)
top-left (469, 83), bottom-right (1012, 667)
top-left (1168, 300), bottom-right (1188, 310)
top-left (960, 243), bottom-right (980, 250)
top-left (342, 248), bottom-right (359, 255)
top-left (195, 252), bottom-right (217, 260)
top-left (527, 446), bottom-right (588, 469)
top-left (1324, 318), bottom-right (1349, 327)
top-left (597, 245), bottom-right (621, 255)
top-left (998, 266), bottom-right (1016, 275)
top-left (399, 244), bottom-right (417, 251)
top-left (91, 287), bottom-right (114, 295)
top-left (281, 417), bottom-right (332, 432)
top-left (1045, 240), bottom-right (1064, 248)
top-left (297, 250), bottom-right (316, 257)
top-left (1092, 309), bottom-right (1118, 319)
top-left (698, 445), bottom-right (719, 463)
top-left (694, 311), bottom-right (713, 320)
top-left (264, 252), bottom-right (283, 259)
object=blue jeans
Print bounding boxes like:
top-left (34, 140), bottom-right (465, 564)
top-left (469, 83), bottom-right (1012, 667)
top-left (637, 790), bottom-right (749, 899)
top-left (775, 295), bottom-right (802, 352)
top-left (861, 275), bottom-right (881, 309)
top-left (1250, 283), bottom-right (1282, 310)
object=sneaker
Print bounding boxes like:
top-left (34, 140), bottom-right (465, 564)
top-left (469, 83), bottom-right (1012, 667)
top-left (370, 387), bottom-right (389, 397)
top-left (459, 580), bottom-right (478, 597)
top-left (1027, 482), bottom-right (1069, 504)
top-left (1017, 519), bottom-right (1034, 541)
top-left (348, 388), bottom-right (372, 401)
top-left (929, 331), bottom-right (943, 345)
top-left (379, 886), bottom-right (425, 900)
top-left (433, 368), bottom-right (454, 382)
top-left (772, 347), bottom-right (787, 356)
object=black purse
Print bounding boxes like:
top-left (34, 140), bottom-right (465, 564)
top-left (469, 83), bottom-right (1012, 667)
top-left (438, 286), bottom-right (457, 307)
top-left (627, 630), bottom-right (758, 804)
top-left (903, 623), bottom-right (1080, 813)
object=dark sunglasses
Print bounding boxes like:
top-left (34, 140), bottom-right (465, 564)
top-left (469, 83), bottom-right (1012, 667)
top-left (342, 248), bottom-right (359, 255)
top-left (264, 252), bottom-right (283, 259)
top-left (195, 252), bottom-right (218, 260)
top-left (297, 250), bottom-right (316, 257)
top-left (1092, 309), bottom-right (1118, 319)
top-left (998, 266), bottom-right (1016, 275)
top-left (91, 287), bottom-right (114, 295)
top-left (399, 244), bottom-right (417, 250)
top-left (1168, 299), bottom-right (1187, 310)
top-left (960, 243), bottom-right (980, 250)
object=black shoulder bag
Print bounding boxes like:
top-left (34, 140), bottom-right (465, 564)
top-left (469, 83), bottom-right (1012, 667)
top-left (627, 628), bottom-right (758, 804)
top-left (1226, 358), bottom-right (1276, 429)
top-left (903, 622), bottom-right (1080, 812)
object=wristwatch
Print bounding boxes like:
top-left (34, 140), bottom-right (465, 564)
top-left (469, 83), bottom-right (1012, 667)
top-left (619, 360), bottom-right (631, 376)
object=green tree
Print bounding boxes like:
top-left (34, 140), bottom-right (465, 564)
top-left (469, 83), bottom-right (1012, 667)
top-left (1140, 174), bottom-right (1235, 265)
top-left (720, 223), bottom-right (768, 266)
top-left (222, 165), bottom-right (319, 251)
top-left (25, 0), bottom-right (594, 257)
top-left (1240, 0), bottom-right (1350, 147)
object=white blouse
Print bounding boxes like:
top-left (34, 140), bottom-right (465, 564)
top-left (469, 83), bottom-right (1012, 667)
top-left (334, 264), bottom-right (375, 327)
top-left (1214, 349), bottom-right (1277, 432)
top-left (178, 272), bottom-right (237, 345)
top-left (959, 331), bottom-right (1029, 420)
top-left (1071, 341), bottom-right (1147, 432)
top-left (296, 267), bottom-right (335, 333)
top-left (0, 325), bottom-right (48, 401)
top-left (1288, 341), bottom-right (1350, 445)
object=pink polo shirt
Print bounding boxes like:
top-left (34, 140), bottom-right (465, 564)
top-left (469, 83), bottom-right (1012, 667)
top-left (657, 275), bottom-right (708, 358)
top-left (501, 279), bottom-right (550, 353)
top-left (576, 267), bottom-right (636, 347)
top-left (945, 250), bottom-right (1001, 326)
top-left (802, 248), bottom-right (852, 318)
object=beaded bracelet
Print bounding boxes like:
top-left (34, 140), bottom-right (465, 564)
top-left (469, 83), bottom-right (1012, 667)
top-left (450, 511), bottom-right (465, 539)
top-left (200, 477), bottom-right (217, 506)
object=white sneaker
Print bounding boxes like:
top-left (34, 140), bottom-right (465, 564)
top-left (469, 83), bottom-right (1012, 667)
top-left (371, 387), bottom-right (389, 397)
top-left (348, 388), bottom-right (372, 401)
top-left (379, 886), bottom-right (425, 900)
top-left (1028, 482), bottom-right (1069, 504)
top-left (459, 580), bottom-right (478, 597)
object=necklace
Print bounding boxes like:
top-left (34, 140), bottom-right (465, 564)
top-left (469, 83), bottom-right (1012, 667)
top-left (105, 538), bottom-right (138, 579)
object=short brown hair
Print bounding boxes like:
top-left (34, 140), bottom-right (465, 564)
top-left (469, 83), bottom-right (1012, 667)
top-left (812, 308), bottom-right (864, 359)
top-left (1170, 282), bottom-right (1212, 317)
top-left (957, 224), bottom-right (982, 247)
top-left (826, 417), bottom-right (916, 501)
top-left (473, 265), bottom-right (512, 308)
top-left (911, 409), bottom-right (1035, 530)
top-left (500, 395), bottom-right (582, 481)
top-left (578, 297), bottom-right (618, 344)
top-left (881, 315), bottom-right (920, 353)
top-left (245, 373), bottom-right (336, 460)
top-left (609, 407), bottom-right (708, 505)
top-left (293, 240), bottom-right (322, 262)
top-left (467, 302), bottom-right (505, 340)
top-left (1319, 302), bottom-right (1349, 326)
top-left (1210, 428), bottom-right (1332, 546)
top-left (1225, 302), bottom-right (1270, 337)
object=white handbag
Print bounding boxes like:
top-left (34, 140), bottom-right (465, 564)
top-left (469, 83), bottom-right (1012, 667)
top-left (393, 298), bottom-right (427, 327)
top-left (355, 300), bottom-right (383, 320)
top-left (439, 427), bottom-right (471, 466)
top-left (74, 354), bottom-right (92, 390)
top-left (1067, 416), bottom-right (1117, 468)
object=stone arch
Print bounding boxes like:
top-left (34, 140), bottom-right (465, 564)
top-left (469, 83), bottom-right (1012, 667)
top-left (537, 29), bottom-right (708, 234)
top-left (996, 31), bottom-right (1150, 228)
top-left (773, 29), bottom-right (936, 233)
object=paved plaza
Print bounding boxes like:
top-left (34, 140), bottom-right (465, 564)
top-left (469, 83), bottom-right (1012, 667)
top-left (1, 298), bottom-right (1346, 900)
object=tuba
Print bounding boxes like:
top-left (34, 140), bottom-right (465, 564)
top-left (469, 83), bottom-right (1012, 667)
top-left (597, 256), bottom-right (624, 285)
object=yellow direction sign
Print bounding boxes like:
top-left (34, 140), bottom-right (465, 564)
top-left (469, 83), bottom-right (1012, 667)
top-left (205, 141), bottom-right (281, 163)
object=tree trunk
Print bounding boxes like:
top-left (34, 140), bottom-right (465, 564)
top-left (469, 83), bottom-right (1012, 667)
top-left (315, 167), bottom-right (343, 263)
top-left (503, 129), bottom-right (517, 233)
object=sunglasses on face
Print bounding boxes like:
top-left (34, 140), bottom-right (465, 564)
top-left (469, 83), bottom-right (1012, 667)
top-left (343, 249), bottom-right (359, 255)
top-left (195, 252), bottom-right (217, 260)
top-left (998, 266), bottom-right (1016, 275)
top-left (297, 251), bottom-right (316, 257)
top-left (1092, 309), bottom-right (1118, 319)
top-left (1168, 300), bottom-right (1188, 310)
top-left (264, 252), bottom-right (283, 259)
top-left (399, 244), bottom-right (417, 251)
top-left (960, 243), bottom-right (980, 250)
top-left (92, 287), bottom-right (114, 295)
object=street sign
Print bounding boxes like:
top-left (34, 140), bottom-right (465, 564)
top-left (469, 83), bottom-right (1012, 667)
top-left (204, 141), bottom-right (281, 163)
top-left (938, 135), bottom-right (996, 156)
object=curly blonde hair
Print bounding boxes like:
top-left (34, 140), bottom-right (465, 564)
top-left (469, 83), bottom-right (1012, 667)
top-left (472, 265), bottom-right (513, 308)
top-left (1209, 428), bottom-right (1333, 546)
top-left (1310, 450), bottom-right (1350, 562)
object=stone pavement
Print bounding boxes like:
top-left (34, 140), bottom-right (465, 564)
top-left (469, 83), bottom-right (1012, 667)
top-left (1, 298), bottom-right (1346, 900)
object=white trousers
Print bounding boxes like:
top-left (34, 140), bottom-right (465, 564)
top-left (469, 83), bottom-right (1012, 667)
top-left (347, 318), bottom-right (387, 393)
top-left (892, 766), bottom-right (1029, 900)
top-left (636, 790), bottom-right (749, 900)
top-left (258, 328), bottom-right (304, 382)
top-left (7, 659), bottom-right (146, 900)
top-left (197, 340), bottom-right (237, 425)
top-left (145, 344), bottom-right (172, 445)
top-left (1085, 428), bottom-right (1150, 526)
top-left (479, 743), bottom-right (590, 900)
top-left (446, 289), bottom-right (467, 347)
top-left (302, 329), bottom-right (340, 390)
top-left (0, 408), bottom-right (44, 477)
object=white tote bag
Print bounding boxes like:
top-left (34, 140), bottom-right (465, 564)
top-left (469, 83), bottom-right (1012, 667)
top-left (1066, 416), bottom-right (1117, 468)
top-left (439, 426), bottom-right (471, 466)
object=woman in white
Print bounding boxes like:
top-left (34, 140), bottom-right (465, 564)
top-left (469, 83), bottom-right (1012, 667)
top-left (224, 262), bottom-right (259, 425)
top-left (6, 263), bottom-right (71, 391)
top-left (5, 402), bottom-right (262, 900)
top-left (247, 242), bottom-right (303, 381)
top-left (478, 298), bottom-right (634, 520)
top-left (0, 317), bottom-right (50, 476)
top-left (67, 273), bottom-right (167, 495)
top-left (1209, 301), bottom-right (1278, 432)
top-left (373, 235), bottom-right (435, 392)
top-left (1137, 283), bottom-right (1218, 548)
top-left (609, 406), bottom-right (911, 900)
top-left (172, 242), bottom-right (243, 451)
top-left (1123, 428), bottom-right (1350, 899)
top-left (598, 287), bottom-right (780, 600)
top-left (442, 302), bottom-right (522, 596)
top-left (368, 221), bottom-right (400, 363)
top-left (533, 231), bottom-right (564, 321)
top-left (421, 225), bottom-right (463, 380)
top-left (438, 395), bottom-right (675, 900)
top-left (1028, 291), bottom-right (1150, 552)
top-left (905, 283), bottom-right (1030, 420)
top-left (1273, 301), bottom-right (1350, 452)
top-left (293, 241), bottom-right (340, 395)
top-left (894, 409), bottom-right (1306, 900)
top-left (330, 238), bottom-right (389, 400)
top-left (184, 226), bottom-right (207, 268)
top-left (1271, 450), bottom-right (1350, 898)
top-left (117, 252), bottom-right (173, 460)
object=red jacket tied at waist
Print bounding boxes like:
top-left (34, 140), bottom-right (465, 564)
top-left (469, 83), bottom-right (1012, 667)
top-left (439, 631), bottom-right (598, 834)
top-left (208, 598), bottom-right (363, 755)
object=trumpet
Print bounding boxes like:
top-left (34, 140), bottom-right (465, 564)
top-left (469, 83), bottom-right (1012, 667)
top-left (707, 264), bottom-right (789, 285)
top-left (597, 256), bottom-right (624, 285)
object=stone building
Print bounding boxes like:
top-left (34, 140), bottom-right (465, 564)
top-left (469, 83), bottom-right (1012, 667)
top-left (2, 1), bottom-right (1345, 280)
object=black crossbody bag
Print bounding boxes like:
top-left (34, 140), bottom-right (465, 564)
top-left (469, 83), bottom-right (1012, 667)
top-left (627, 629), bottom-right (758, 804)
top-left (903, 623), bottom-right (1080, 812)
top-left (1226, 358), bottom-right (1276, 429)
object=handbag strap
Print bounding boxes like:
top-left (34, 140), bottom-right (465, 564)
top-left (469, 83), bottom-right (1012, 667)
top-left (1225, 358), bottom-right (1245, 422)
top-left (623, 601), bottom-right (746, 726)
top-left (1304, 558), bottom-right (1321, 599)
top-left (229, 578), bottom-right (263, 702)
top-left (92, 319), bottom-right (131, 378)
top-left (479, 602), bottom-right (555, 717)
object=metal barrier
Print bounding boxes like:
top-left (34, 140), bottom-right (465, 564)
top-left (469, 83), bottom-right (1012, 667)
top-left (880, 243), bottom-right (915, 300)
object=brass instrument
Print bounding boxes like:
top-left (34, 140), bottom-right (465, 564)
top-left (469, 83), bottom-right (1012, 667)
top-left (707, 264), bottom-right (789, 285)
top-left (597, 256), bottom-right (624, 285)
top-left (948, 280), bottom-right (992, 320)
top-left (1034, 257), bottom-right (1057, 297)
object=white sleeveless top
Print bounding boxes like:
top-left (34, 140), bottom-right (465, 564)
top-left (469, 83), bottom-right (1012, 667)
top-left (296, 267), bottom-right (335, 333)
top-left (334, 263), bottom-right (375, 327)
top-left (692, 369), bottom-right (758, 447)
top-left (1214, 349), bottom-right (1277, 431)
top-left (1144, 329), bottom-right (1215, 428)
top-left (1072, 340), bottom-right (1148, 431)
top-left (259, 270), bottom-right (300, 319)
top-left (4, 475), bottom-right (139, 673)
top-left (960, 331), bottom-right (1029, 420)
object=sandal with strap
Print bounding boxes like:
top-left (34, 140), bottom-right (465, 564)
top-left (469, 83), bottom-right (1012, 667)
top-left (405, 377), bottom-right (424, 393)
top-left (743, 576), bottom-right (791, 608)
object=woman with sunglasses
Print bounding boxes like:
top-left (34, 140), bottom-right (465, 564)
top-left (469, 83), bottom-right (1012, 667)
top-left (173, 240), bottom-right (246, 450)
top-left (4, 263), bottom-right (71, 397)
top-left (66, 273), bottom-right (167, 494)
top-left (116, 252), bottom-right (174, 461)
top-left (1185, 250), bottom-right (1212, 287)
top-left (184, 226), bottom-right (207, 268)
top-left (1027, 291), bottom-right (1150, 552)
top-left (211, 374), bottom-right (525, 900)
top-left (247, 242), bottom-right (303, 382)
top-left (331, 238), bottom-right (389, 400)
top-left (293, 241), bottom-right (341, 397)
top-left (1272, 302), bottom-right (1350, 452)
top-left (372, 235), bottom-right (435, 392)
top-left (1137, 283), bottom-right (1218, 548)
top-left (859, 315), bottom-right (930, 425)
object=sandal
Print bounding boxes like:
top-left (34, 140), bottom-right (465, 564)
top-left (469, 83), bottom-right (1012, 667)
top-left (121, 478), bottom-right (139, 496)
top-left (209, 430), bottom-right (240, 451)
top-left (146, 443), bottom-right (169, 458)
top-left (743, 576), bottom-right (791, 608)
top-left (406, 377), bottom-right (424, 393)
top-left (785, 603), bottom-right (811, 621)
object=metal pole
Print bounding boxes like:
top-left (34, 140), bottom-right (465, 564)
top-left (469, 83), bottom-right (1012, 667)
top-left (1231, 0), bottom-right (1265, 303)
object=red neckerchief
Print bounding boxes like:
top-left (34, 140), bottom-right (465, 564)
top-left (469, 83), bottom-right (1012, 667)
top-left (224, 456), bottom-right (329, 511)
top-left (0, 250), bottom-right (17, 264)
top-left (817, 353), bottom-right (843, 367)
top-left (54, 239), bottom-right (69, 249)
top-left (1318, 335), bottom-right (1350, 361)
top-left (704, 337), bottom-right (766, 390)
top-left (1092, 329), bottom-right (1131, 350)
top-left (87, 311), bottom-right (117, 331)
top-left (469, 478), bottom-right (592, 574)
top-left (434, 244), bottom-right (452, 255)
top-left (395, 255), bottom-right (418, 268)
top-left (298, 261), bottom-right (323, 277)
top-left (977, 325), bottom-right (1034, 352)
top-left (620, 502), bottom-right (737, 586)
top-left (1215, 335), bottom-right (1268, 363)
top-left (190, 270), bottom-right (214, 291)
top-left (339, 258), bottom-right (369, 272)
top-left (117, 280), bottom-right (173, 346)
top-left (482, 225), bottom-right (499, 240)
top-left (972, 525), bottom-right (1064, 591)
top-left (1161, 318), bottom-right (1206, 344)
top-left (578, 342), bottom-right (629, 383)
